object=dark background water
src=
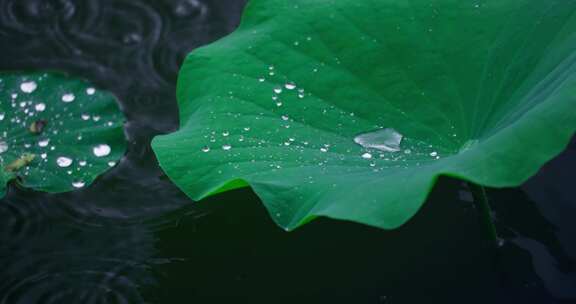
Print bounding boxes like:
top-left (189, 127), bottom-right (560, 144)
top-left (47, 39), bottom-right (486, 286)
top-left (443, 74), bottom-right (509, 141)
top-left (0, 0), bottom-right (575, 303)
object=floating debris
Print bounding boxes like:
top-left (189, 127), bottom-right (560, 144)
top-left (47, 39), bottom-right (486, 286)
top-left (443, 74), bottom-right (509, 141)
top-left (29, 120), bottom-right (48, 135)
top-left (5, 153), bottom-right (35, 172)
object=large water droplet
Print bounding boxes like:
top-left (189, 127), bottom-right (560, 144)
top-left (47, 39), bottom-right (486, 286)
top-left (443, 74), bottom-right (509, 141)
top-left (20, 81), bottom-right (37, 93)
top-left (93, 144), bottom-right (111, 157)
top-left (56, 156), bottom-right (73, 167)
top-left (354, 128), bottom-right (403, 152)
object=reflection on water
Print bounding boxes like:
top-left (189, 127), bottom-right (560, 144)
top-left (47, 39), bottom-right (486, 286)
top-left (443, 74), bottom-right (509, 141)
top-left (0, 0), bottom-right (575, 302)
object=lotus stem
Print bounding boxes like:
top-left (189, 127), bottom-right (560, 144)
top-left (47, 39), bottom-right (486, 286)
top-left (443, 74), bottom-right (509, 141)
top-left (468, 182), bottom-right (499, 246)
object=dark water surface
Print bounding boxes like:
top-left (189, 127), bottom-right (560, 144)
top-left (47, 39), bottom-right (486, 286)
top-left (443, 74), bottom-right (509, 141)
top-left (0, 1), bottom-right (575, 303)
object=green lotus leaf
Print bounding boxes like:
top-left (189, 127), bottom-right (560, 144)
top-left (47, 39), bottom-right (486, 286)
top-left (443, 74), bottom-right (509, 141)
top-left (0, 71), bottom-right (126, 198)
top-left (152, 0), bottom-right (576, 230)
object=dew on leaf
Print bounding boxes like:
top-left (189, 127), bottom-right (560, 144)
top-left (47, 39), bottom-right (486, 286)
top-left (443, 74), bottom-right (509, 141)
top-left (201, 146), bottom-right (210, 152)
top-left (361, 152), bottom-right (373, 159)
top-left (38, 139), bottom-right (50, 147)
top-left (61, 93), bottom-right (75, 103)
top-left (93, 144), bottom-right (111, 157)
top-left (72, 181), bottom-right (85, 188)
top-left (20, 81), bottom-right (37, 93)
top-left (35, 103), bottom-right (46, 112)
top-left (86, 87), bottom-right (96, 95)
top-left (222, 144), bottom-right (232, 151)
top-left (0, 141), bottom-right (8, 154)
top-left (354, 128), bottom-right (403, 152)
top-left (56, 156), bottom-right (73, 167)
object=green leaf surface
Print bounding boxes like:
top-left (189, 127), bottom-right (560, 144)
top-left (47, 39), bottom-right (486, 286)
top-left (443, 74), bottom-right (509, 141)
top-left (152, 0), bottom-right (576, 230)
top-left (0, 72), bottom-right (126, 198)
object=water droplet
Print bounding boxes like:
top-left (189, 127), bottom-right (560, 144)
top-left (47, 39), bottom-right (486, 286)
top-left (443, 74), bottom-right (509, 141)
top-left (93, 144), bottom-right (111, 157)
top-left (79, 160), bottom-right (87, 166)
top-left (81, 114), bottom-right (90, 120)
top-left (284, 82), bottom-right (296, 90)
top-left (0, 141), bottom-right (8, 154)
top-left (56, 156), bottom-right (73, 167)
top-left (86, 87), bottom-right (96, 95)
top-left (34, 103), bottom-right (46, 112)
top-left (320, 147), bottom-right (328, 152)
top-left (243, 127), bottom-right (251, 131)
top-left (354, 128), bottom-right (403, 152)
top-left (258, 78), bottom-right (265, 82)
top-left (20, 81), bottom-right (37, 93)
top-left (201, 146), bottom-right (210, 152)
top-left (222, 144), bottom-right (232, 151)
top-left (222, 131), bottom-right (230, 137)
top-left (62, 93), bottom-right (75, 103)
top-left (459, 139), bottom-right (479, 153)
top-left (72, 181), bottom-right (85, 188)
top-left (430, 151), bottom-right (438, 157)
top-left (108, 161), bottom-right (116, 167)
top-left (274, 87), bottom-right (283, 94)
top-left (281, 115), bottom-right (289, 121)
top-left (38, 139), bottom-right (50, 147)
top-left (361, 152), bottom-right (373, 159)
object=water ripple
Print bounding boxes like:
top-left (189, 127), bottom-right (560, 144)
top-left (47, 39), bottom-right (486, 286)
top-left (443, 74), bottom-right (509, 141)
top-left (0, 0), bottom-right (247, 302)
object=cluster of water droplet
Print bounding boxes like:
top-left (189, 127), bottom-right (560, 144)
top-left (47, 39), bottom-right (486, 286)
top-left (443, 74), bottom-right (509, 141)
top-left (195, 63), bottom-right (447, 176)
top-left (0, 74), bottom-right (120, 189)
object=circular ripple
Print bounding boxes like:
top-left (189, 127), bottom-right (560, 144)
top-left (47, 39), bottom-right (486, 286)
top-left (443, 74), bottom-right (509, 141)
top-left (0, 261), bottom-right (149, 304)
top-left (0, 191), bottom-right (51, 251)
